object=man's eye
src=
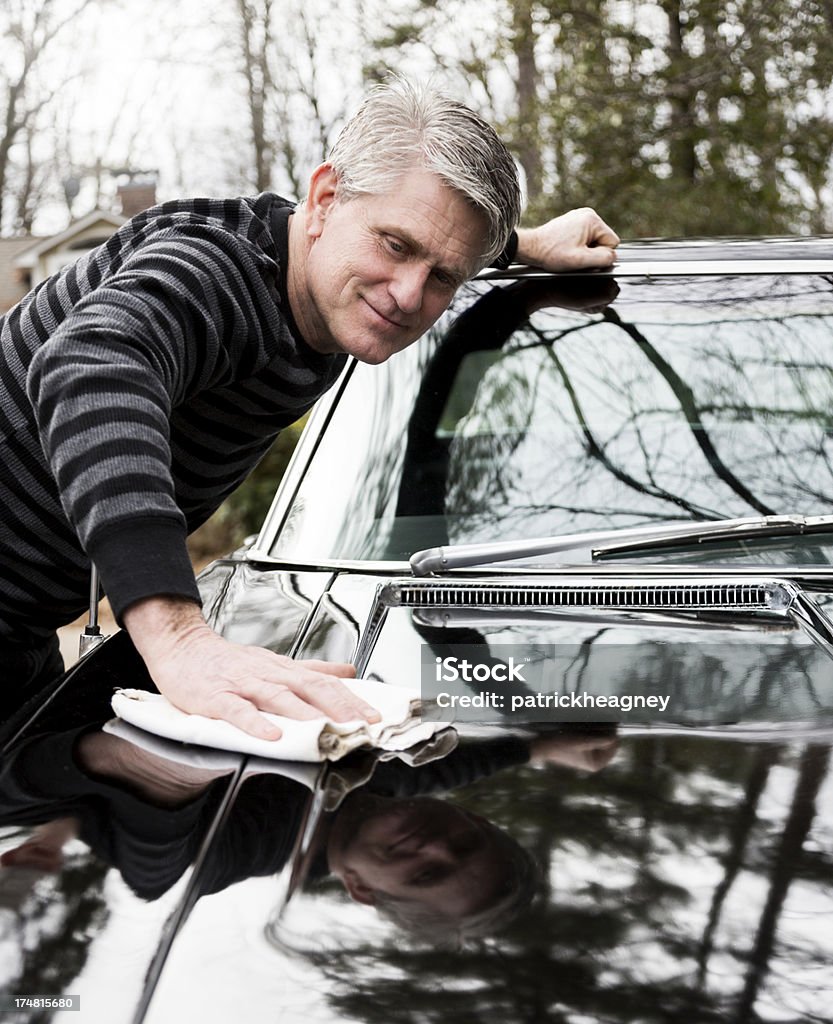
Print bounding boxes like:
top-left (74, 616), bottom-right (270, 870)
top-left (385, 236), bottom-right (406, 255)
top-left (411, 865), bottom-right (451, 886)
top-left (412, 869), bottom-right (439, 885)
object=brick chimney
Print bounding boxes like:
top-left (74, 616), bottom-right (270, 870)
top-left (117, 181), bottom-right (157, 218)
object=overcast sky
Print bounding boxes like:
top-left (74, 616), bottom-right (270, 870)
top-left (14, 0), bottom-right (395, 232)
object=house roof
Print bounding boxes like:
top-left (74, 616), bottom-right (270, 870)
top-left (0, 236), bottom-right (38, 311)
top-left (13, 209), bottom-right (126, 268)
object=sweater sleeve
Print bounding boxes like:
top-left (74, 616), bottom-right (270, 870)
top-left (25, 224), bottom-right (277, 621)
top-left (368, 736), bottom-right (531, 798)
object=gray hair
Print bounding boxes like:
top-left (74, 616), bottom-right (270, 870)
top-left (327, 78), bottom-right (523, 267)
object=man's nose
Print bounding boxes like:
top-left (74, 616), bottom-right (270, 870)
top-left (388, 263), bottom-right (429, 315)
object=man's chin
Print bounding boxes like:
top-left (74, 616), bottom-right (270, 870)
top-left (340, 334), bottom-right (411, 365)
top-left (351, 346), bottom-right (397, 366)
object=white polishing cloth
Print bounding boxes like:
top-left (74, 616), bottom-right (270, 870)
top-left (110, 678), bottom-right (443, 763)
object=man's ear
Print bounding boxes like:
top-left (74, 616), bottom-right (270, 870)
top-left (340, 868), bottom-right (377, 906)
top-left (305, 163), bottom-right (340, 239)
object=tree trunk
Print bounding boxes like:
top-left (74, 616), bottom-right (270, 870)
top-left (663, 0), bottom-right (698, 182)
top-left (512, 0), bottom-right (543, 205)
top-left (735, 744), bottom-right (831, 1022)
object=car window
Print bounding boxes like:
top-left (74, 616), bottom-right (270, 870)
top-left (270, 273), bottom-right (833, 564)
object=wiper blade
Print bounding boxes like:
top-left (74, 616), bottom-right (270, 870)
top-left (592, 514), bottom-right (833, 559)
top-left (409, 515), bottom-right (833, 576)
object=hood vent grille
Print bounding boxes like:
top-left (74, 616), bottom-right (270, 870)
top-left (384, 580), bottom-right (784, 612)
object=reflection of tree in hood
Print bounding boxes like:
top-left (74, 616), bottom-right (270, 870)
top-left (284, 735), bottom-right (833, 1024)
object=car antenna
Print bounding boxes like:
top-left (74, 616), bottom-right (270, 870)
top-left (79, 565), bottom-right (110, 658)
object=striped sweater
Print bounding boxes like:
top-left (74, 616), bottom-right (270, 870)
top-left (0, 194), bottom-right (345, 642)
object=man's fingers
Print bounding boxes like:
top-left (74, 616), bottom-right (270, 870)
top-left (296, 658), bottom-right (357, 678)
top-left (283, 661), bottom-right (380, 722)
top-left (583, 245), bottom-right (618, 268)
top-left (204, 691), bottom-right (283, 740)
top-left (235, 679), bottom-right (327, 721)
top-left (592, 221), bottom-right (620, 249)
top-left (236, 671), bottom-right (381, 724)
top-left (576, 208), bottom-right (619, 249)
top-left (291, 673), bottom-right (381, 723)
top-left (148, 630), bottom-right (381, 734)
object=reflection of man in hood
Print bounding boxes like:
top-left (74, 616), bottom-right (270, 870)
top-left (322, 727), bottom-right (616, 938)
top-left (0, 725), bottom-right (615, 936)
top-left (325, 792), bottom-right (535, 939)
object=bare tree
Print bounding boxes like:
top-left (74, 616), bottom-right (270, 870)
top-left (227, 0), bottom-right (359, 197)
top-left (234, 0), bottom-right (275, 193)
top-left (0, 0), bottom-right (94, 235)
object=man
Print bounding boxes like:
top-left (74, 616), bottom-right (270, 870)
top-left (0, 79), bottom-right (618, 735)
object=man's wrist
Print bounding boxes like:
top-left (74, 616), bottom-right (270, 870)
top-left (122, 594), bottom-right (208, 658)
top-left (514, 227), bottom-right (540, 266)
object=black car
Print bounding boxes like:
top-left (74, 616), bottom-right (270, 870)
top-left (2, 238), bottom-right (833, 1024)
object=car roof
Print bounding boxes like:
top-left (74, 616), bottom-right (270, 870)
top-left (479, 235), bottom-right (833, 279)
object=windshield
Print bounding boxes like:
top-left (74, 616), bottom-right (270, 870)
top-left (270, 272), bottom-right (833, 565)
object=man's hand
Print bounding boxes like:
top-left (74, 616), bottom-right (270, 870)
top-left (123, 596), bottom-right (381, 740)
top-left (516, 208), bottom-right (619, 272)
top-left (528, 731), bottom-right (618, 772)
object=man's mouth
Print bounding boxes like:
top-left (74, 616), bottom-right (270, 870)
top-left (362, 297), bottom-right (407, 329)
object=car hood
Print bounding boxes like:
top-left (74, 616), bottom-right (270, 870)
top-left (234, 564), bottom-right (833, 732)
top-left (3, 559), bottom-right (833, 1023)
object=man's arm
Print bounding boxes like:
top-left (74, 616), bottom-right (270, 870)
top-left (27, 225), bottom-right (377, 736)
top-left (123, 596), bottom-right (380, 739)
top-left (515, 207), bottom-right (620, 271)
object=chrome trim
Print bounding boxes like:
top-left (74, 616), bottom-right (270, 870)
top-left (786, 587), bottom-right (833, 661)
top-left (245, 549), bottom-right (412, 572)
top-left (411, 607), bottom-right (796, 633)
top-left (353, 592), bottom-right (392, 676)
top-left (79, 565), bottom-right (109, 659)
top-left (244, 550), bottom-right (833, 589)
top-left (610, 260), bottom-right (833, 276)
top-left (253, 360), bottom-right (356, 556)
top-left (382, 577), bottom-right (788, 611)
top-left (478, 259), bottom-right (833, 279)
top-left (356, 575), bottom-right (833, 672)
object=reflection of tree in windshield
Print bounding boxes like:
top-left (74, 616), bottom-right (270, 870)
top-left (273, 274), bottom-right (833, 562)
top-left (442, 274), bottom-right (833, 545)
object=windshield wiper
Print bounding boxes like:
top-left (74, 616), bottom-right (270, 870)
top-left (592, 514), bottom-right (833, 559)
top-left (409, 515), bottom-right (833, 576)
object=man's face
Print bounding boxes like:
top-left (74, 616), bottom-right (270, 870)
top-left (297, 165), bottom-right (489, 365)
top-left (329, 796), bottom-right (507, 919)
